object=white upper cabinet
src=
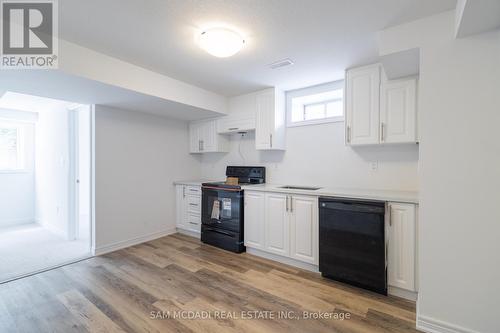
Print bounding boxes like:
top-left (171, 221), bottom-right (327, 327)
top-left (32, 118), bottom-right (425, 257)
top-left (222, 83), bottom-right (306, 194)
top-left (217, 92), bottom-right (257, 134)
top-left (345, 63), bottom-right (418, 146)
top-left (244, 191), bottom-right (266, 250)
top-left (387, 202), bottom-right (416, 292)
top-left (380, 78), bottom-right (417, 144)
top-left (189, 119), bottom-right (228, 153)
top-left (217, 113), bottom-right (255, 134)
top-left (345, 64), bottom-right (381, 145)
top-left (255, 88), bottom-right (286, 150)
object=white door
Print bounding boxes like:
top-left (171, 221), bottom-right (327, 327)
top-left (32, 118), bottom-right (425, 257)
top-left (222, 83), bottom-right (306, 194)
top-left (380, 78), bottom-right (417, 143)
top-left (264, 193), bottom-right (289, 256)
top-left (201, 120), bottom-right (217, 152)
top-left (289, 195), bottom-right (318, 264)
top-left (189, 122), bottom-right (201, 153)
top-left (255, 90), bottom-right (273, 149)
top-left (346, 64), bottom-right (380, 145)
top-left (388, 203), bottom-right (416, 291)
top-left (244, 191), bottom-right (266, 249)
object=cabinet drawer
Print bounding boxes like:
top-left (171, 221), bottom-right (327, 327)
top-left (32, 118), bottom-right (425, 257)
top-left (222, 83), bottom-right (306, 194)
top-left (186, 195), bottom-right (201, 214)
top-left (186, 186), bottom-right (201, 196)
top-left (187, 213), bottom-right (201, 227)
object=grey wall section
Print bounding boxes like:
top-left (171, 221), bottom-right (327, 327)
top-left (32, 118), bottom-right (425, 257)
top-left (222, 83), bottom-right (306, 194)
top-left (94, 105), bottom-right (201, 251)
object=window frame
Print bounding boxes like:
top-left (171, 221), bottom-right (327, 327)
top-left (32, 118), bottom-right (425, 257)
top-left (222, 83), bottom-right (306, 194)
top-left (286, 80), bottom-right (345, 128)
top-left (0, 120), bottom-right (27, 173)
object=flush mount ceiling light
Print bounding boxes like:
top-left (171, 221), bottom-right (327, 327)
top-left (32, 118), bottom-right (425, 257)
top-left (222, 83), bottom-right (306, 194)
top-left (198, 27), bottom-right (245, 58)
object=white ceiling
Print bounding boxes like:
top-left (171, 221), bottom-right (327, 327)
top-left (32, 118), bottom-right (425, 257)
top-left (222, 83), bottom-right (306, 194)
top-left (0, 71), bottom-right (221, 120)
top-left (59, 0), bottom-right (456, 97)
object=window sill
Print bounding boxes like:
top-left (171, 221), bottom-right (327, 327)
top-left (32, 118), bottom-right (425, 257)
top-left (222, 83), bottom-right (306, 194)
top-left (287, 117), bottom-right (344, 128)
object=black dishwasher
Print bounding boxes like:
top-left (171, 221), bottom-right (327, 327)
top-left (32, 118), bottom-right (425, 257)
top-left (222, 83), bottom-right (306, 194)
top-left (319, 197), bottom-right (386, 295)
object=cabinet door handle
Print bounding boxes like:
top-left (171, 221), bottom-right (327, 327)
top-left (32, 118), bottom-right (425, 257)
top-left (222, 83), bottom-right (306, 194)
top-left (189, 203), bottom-right (198, 206)
top-left (183, 187), bottom-right (186, 198)
top-left (270, 134), bottom-right (273, 148)
top-left (189, 221), bottom-right (198, 225)
top-left (228, 127), bottom-right (239, 130)
top-left (290, 196), bottom-right (293, 213)
top-left (201, 140), bottom-right (204, 151)
top-left (198, 140), bottom-right (201, 151)
top-left (381, 122), bottom-right (385, 142)
top-left (286, 195), bottom-right (289, 212)
top-left (346, 126), bottom-right (351, 143)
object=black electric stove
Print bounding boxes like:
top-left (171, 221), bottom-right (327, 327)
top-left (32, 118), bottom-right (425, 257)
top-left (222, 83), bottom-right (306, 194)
top-left (201, 166), bottom-right (265, 253)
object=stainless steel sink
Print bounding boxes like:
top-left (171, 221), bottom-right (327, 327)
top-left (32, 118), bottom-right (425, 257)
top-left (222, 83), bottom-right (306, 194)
top-left (278, 185), bottom-right (322, 191)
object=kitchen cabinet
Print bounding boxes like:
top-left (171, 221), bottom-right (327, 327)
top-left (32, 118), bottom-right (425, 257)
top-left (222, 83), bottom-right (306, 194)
top-left (264, 193), bottom-right (289, 256)
top-left (387, 202), bottom-right (416, 292)
top-left (380, 78), bottom-right (417, 143)
top-left (289, 195), bottom-right (318, 265)
top-left (175, 184), bottom-right (201, 235)
top-left (345, 64), bottom-right (381, 145)
top-left (217, 92), bottom-right (257, 134)
top-left (189, 119), bottom-right (229, 153)
top-left (243, 191), bottom-right (266, 249)
top-left (244, 191), bottom-right (318, 265)
top-left (345, 63), bottom-right (418, 146)
top-left (255, 88), bottom-right (286, 150)
top-left (217, 113), bottom-right (255, 134)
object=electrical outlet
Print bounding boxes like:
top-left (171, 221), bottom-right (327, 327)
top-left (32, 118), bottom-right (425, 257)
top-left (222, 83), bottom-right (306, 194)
top-left (370, 161), bottom-right (378, 171)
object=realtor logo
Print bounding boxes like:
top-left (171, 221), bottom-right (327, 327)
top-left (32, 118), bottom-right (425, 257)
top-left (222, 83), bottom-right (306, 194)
top-left (1, 0), bottom-right (58, 68)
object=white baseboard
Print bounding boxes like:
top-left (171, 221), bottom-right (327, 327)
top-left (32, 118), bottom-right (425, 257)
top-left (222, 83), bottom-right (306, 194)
top-left (246, 247), bottom-right (320, 272)
top-left (176, 228), bottom-right (200, 239)
top-left (0, 218), bottom-right (35, 228)
top-left (94, 228), bottom-right (176, 256)
top-left (388, 286), bottom-right (418, 301)
top-left (417, 315), bottom-right (480, 333)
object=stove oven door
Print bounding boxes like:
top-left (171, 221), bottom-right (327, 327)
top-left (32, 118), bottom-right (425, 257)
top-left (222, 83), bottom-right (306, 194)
top-left (201, 187), bottom-right (243, 233)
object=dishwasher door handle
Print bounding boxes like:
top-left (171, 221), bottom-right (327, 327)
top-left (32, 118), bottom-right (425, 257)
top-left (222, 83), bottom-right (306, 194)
top-left (320, 202), bottom-right (385, 214)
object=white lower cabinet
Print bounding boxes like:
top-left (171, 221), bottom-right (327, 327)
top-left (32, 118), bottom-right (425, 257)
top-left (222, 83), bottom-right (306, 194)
top-left (243, 191), bottom-right (266, 249)
top-left (387, 202), bottom-right (417, 292)
top-left (175, 185), bottom-right (201, 235)
top-left (289, 195), bottom-right (318, 265)
top-left (244, 191), bottom-right (318, 265)
top-left (264, 193), bottom-right (289, 256)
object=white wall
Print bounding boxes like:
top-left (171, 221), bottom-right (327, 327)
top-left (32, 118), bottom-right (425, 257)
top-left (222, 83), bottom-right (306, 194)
top-left (35, 108), bottom-right (71, 238)
top-left (0, 110), bottom-right (35, 227)
top-left (201, 122), bottom-right (419, 191)
top-left (380, 11), bottom-right (500, 333)
top-left (94, 105), bottom-right (201, 252)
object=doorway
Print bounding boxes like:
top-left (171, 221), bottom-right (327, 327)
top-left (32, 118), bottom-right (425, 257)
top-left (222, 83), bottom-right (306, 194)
top-left (0, 92), bottom-right (94, 283)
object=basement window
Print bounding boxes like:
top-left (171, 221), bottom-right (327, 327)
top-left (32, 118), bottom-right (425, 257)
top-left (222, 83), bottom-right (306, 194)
top-left (0, 122), bottom-right (25, 171)
top-left (286, 80), bottom-right (344, 127)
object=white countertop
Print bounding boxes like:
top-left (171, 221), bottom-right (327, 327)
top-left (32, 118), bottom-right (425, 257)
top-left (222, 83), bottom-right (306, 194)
top-left (241, 184), bottom-right (419, 204)
top-left (174, 180), bottom-right (418, 203)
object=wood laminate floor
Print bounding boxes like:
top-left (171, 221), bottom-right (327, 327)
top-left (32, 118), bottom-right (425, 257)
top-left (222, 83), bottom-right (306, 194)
top-left (0, 233), bottom-right (418, 333)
